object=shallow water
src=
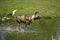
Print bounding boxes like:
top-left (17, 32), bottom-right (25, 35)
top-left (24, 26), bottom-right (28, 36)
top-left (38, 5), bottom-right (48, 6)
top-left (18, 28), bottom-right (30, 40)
top-left (0, 18), bottom-right (60, 40)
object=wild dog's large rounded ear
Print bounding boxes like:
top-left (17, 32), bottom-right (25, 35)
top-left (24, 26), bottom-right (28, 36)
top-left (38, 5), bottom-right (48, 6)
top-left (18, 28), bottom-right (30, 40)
top-left (35, 11), bottom-right (38, 15)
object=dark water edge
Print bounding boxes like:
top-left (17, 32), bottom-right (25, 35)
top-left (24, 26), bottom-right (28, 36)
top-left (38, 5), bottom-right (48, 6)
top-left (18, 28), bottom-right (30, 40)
top-left (0, 18), bottom-right (60, 40)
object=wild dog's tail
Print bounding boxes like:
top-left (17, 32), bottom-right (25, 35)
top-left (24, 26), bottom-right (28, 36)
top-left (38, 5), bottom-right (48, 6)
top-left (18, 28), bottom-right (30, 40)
top-left (12, 9), bottom-right (17, 16)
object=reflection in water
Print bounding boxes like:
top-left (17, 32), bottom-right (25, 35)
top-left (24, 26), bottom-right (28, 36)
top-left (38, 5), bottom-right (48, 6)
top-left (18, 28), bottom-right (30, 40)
top-left (0, 32), bottom-right (5, 40)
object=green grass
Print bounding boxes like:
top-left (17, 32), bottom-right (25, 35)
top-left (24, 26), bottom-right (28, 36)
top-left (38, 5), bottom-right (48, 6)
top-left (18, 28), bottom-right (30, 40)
top-left (0, 0), bottom-right (60, 17)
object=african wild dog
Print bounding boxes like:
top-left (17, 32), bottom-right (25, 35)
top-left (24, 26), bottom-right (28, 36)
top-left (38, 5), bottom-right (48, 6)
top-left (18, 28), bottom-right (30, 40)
top-left (11, 10), bottom-right (41, 30)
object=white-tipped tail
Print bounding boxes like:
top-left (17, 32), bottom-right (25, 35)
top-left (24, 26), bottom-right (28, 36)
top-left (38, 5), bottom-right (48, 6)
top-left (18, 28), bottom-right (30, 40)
top-left (12, 9), bottom-right (17, 16)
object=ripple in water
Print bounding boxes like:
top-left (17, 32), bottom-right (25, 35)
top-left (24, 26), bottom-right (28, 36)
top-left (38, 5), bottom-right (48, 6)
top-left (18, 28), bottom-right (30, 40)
top-left (0, 27), bottom-right (38, 33)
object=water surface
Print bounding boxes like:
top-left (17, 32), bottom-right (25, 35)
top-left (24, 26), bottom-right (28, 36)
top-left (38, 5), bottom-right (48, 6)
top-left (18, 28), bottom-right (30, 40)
top-left (0, 18), bottom-right (60, 40)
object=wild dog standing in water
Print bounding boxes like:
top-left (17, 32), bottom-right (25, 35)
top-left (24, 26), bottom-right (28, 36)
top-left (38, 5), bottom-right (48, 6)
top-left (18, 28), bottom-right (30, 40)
top-left (11, 9), bottom-right (41, 30)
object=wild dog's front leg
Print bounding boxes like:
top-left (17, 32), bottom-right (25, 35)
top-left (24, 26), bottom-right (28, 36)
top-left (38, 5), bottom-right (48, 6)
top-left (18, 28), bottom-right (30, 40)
top-left (28, 24), bottom-right (31, 28)
top-left (17, 23), bottom-right (20, 31)
top-left (18, 23), bottom-right (24, 32)
top-left (24, 24), bottom-right (31, 30)
top-left (24, 21), bottom-right (28, 28)
top-left (24, 22), bottom-right (31, 30)
top-left (24, 24), bottom-right (27, 29)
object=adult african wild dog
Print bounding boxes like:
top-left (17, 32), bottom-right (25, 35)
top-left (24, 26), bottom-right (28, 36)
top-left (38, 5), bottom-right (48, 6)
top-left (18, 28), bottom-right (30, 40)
top-left (11, 9), bottom-right (41, 30)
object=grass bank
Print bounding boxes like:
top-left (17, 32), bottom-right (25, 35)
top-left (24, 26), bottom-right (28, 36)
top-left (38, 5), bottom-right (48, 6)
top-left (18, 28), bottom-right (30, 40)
top-left (0, 0), bottom-right (60, 18)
